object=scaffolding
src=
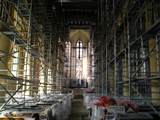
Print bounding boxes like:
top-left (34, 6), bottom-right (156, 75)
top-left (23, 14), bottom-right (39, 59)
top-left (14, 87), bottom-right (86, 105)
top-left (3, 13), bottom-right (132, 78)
top-left (0, 0), bottom-right (64, 111)
top-left (92, 0), bottom-right (160, 115)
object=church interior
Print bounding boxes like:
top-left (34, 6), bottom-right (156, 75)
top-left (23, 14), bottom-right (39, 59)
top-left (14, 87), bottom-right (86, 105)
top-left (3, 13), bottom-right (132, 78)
top-left (0, 0), bottom-right (160, 119)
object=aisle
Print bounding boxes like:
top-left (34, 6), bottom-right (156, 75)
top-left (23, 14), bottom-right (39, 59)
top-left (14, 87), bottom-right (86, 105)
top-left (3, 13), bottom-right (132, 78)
top-left (67, 95), bottom-right (90, 120)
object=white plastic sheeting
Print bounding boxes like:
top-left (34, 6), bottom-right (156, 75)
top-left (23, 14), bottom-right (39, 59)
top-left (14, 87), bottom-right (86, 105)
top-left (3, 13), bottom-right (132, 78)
top-left (1, 93), bottom-right (74, 120)
top-left (84, 95), bottom-right (92, 109)
top-left (91, 105), bottom-right (105, 120)
top-left (83, 93), bottom-right (106, 120)
top-left (40, 93), bottom-right (73, 120)
top-left (83, 93), bottom-right (96, 109)
top-left (83, 93), bottom-right (102, 108)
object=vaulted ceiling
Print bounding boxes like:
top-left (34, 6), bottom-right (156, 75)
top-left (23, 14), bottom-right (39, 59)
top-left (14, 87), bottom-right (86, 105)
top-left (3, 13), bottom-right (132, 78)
top-left (70, 30), bottom-right (89, 46)
top-left (58, 0), bottom-right (97, 46)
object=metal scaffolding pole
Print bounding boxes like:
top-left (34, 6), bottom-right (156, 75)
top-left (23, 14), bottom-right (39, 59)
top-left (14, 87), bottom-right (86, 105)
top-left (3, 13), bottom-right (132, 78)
top-left (113, 0), bottom-right (117, 98)
top-left (0, 0), bottom-right (60, 111)
top-left (127, 4), bottom-right (131, 101)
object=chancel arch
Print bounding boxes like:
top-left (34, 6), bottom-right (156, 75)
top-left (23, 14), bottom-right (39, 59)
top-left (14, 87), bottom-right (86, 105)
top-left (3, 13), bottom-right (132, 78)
top-left (70, 30), bottom-right (89, 87)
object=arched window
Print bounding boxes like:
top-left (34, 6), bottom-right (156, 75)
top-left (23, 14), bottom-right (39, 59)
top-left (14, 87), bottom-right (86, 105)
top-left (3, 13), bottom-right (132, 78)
top-left (76, 40), bottom-right (82, 80)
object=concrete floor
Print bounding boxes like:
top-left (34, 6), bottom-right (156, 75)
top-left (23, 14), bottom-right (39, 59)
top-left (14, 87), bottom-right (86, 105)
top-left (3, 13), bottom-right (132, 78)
top-left (67, 95), bottom-right (90, 120)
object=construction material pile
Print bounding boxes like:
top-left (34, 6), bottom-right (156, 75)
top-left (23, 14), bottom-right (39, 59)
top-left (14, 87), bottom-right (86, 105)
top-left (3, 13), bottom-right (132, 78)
top-left (92, 96), bottom-right (139, 113)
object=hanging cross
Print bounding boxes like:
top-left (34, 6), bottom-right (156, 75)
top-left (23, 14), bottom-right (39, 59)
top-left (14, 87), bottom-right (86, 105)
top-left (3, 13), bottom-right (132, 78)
top-left (78, 41), bottom-right (81, 60)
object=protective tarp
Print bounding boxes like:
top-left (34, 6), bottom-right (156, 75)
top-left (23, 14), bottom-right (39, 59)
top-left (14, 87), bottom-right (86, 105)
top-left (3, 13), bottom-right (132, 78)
top-left (83, 93), bottom-right (95, 109)
top-left (62, 99), bottom-right (67, 113)
top-left (91, 105), bottom-right (105, 120)
top-left (65, 96), bottom-right (72, 116)
top-left (54, 104), bottom-right (61, 120)
top-left (117, 99), bottom-right (139, 113)
top-left (83, 93), bottom-right (104, 109)
top-left (92, 96), bottom-right (117, 109)
top-left (83, 93), bottom-right (86, 106)
top-left (86, 95), bottom-right (91, 109)
top-left (89, 95), bottom-right (105, 120)
top-left (59, 102), bottom-right (64, 120)
top-left (83, 93), bottom-right (89, 108)
top-left (83, 94), bottom-right (140, 120)
top-left (92, 96), bottom-right (139, 113)
top-left (104, 97), bottom-right (117, 109)
top-left (45, 93), bottom-right (73, 120)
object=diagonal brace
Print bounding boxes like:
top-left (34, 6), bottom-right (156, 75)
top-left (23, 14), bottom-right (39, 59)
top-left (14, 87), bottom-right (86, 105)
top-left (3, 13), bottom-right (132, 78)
top-left (131, 37), bottom-right (160, 78)
top-left (0, 50), bottom-right (20, 59)
top-left (0, 84), bottom-right (23, 110)
top-left (0, 83), bottom-right (19, 105)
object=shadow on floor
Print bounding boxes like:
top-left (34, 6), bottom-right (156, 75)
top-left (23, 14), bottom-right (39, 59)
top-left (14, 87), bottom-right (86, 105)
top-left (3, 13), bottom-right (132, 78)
top-left (67, 95), bottom-right (90, 120)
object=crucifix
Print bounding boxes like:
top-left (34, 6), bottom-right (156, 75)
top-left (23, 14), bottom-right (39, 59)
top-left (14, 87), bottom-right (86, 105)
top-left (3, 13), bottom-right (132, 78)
top-left (77, 41), bottom-right (81, 87)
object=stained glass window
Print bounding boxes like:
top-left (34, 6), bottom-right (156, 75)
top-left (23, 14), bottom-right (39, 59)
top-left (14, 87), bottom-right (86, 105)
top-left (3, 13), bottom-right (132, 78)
top-left (76, 40), bottom-right (82, 81)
